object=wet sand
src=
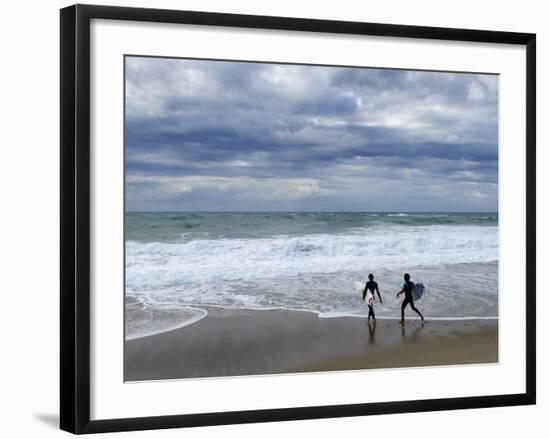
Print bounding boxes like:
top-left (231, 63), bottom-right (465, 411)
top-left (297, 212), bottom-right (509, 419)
top-left (124, 307), bottom-right (498, 381)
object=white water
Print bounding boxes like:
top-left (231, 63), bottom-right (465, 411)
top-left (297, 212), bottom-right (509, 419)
top-left (125, 225), bottom-right (498, 339)
top-left (126, 225), bottom-right (497, 290)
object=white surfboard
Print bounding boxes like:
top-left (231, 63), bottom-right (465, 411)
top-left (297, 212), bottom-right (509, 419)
top-left (355, 281), bottom-right (374, 305)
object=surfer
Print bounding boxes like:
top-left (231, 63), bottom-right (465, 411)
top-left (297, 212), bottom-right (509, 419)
top-left (363, 273), bottom-right (382, 321)
top-left (396, 273), bottom-right (424, 323)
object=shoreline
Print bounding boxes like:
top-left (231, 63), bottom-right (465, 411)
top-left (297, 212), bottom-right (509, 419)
top-left (126, 261), bottom-right (498, 341)
top-left (125, 307), bottom-right (498, 381)
top-left (127, 303), bottom-right (498, 342)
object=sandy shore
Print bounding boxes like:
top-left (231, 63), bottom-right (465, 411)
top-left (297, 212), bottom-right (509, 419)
top-left (124, 307), bottom-right (498, 381)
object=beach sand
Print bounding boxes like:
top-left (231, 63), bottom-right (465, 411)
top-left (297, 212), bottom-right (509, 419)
top-left (124, 307), bottom-right (498, 381)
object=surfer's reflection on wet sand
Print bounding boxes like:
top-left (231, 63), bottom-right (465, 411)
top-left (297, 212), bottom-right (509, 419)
top-left (401, 320), bottom-right (425, 341)
top-left (366, 320), bottom-right (376, 345)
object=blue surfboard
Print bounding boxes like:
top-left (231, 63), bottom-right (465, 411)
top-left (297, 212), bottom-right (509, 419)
top-left (412, 283), bottom-right (425, 301)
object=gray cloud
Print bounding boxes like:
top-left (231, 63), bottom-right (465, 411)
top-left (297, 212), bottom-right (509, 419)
top-left (125, 56), bottom-right (498, 212)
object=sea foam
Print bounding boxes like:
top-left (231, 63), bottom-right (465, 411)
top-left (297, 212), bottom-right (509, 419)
top-left (126, 225), bottom-right (497, 291)
top-left (125, 223), bottom-right (498, 335)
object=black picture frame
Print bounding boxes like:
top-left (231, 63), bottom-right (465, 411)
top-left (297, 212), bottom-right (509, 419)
top-left (60, 4), bottom-right (536, 434)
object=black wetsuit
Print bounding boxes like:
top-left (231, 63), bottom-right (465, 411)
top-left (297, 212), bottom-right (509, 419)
top-left (401, 280), bottom-right (423, 320)
top-left (363, 280), bottom-right (379, 320)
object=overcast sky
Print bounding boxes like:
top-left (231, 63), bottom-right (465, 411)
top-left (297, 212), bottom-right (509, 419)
top-left (125, 56), bottom-right (498, 212)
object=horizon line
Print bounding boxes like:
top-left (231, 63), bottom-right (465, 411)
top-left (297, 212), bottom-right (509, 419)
top-left (125, 210), bottom-right (499, 214)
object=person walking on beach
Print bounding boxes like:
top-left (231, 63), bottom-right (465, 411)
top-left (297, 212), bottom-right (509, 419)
top-left (363, 273), bottom-right (382, 322)
top-left (396, 273), bottom-right (424, 323)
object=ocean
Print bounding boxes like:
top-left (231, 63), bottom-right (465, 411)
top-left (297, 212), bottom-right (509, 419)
top-left (125, 212), bottom-right (498, 339)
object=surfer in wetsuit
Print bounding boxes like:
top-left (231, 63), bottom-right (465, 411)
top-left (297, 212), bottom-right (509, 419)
top-left (396, 273), bottom-right (424, 323)
top-left (363, 273), bottom-right (382, 321)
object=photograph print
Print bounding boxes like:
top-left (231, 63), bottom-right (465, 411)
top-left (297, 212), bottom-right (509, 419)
top-left (124, 56), bottom-right (499, 381)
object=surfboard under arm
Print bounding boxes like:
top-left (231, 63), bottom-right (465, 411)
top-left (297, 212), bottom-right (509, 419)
top-left (355, 281), bottom-right (375, 305)
top-left (412, 282), bottom-right (425, 301)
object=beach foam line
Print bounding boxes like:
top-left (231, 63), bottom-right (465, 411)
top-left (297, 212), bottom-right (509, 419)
top-left (125, 306), bottom-right (208, 341)
top-left (174, 304), bottom-right (498, 323)
top-left (126, 303), bottom-right (498, 341)
top-left (318, 313), bottom-right (498, 321)
top-left (185, 303), bottom-right (498, 321)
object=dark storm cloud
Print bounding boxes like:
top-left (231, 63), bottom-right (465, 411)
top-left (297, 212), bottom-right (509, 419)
top-left (125, 56), bottom-right (498, 211)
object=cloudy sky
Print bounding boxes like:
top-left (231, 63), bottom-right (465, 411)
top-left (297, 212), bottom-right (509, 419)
top-left (125, 56), bottom-right (498, 212)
